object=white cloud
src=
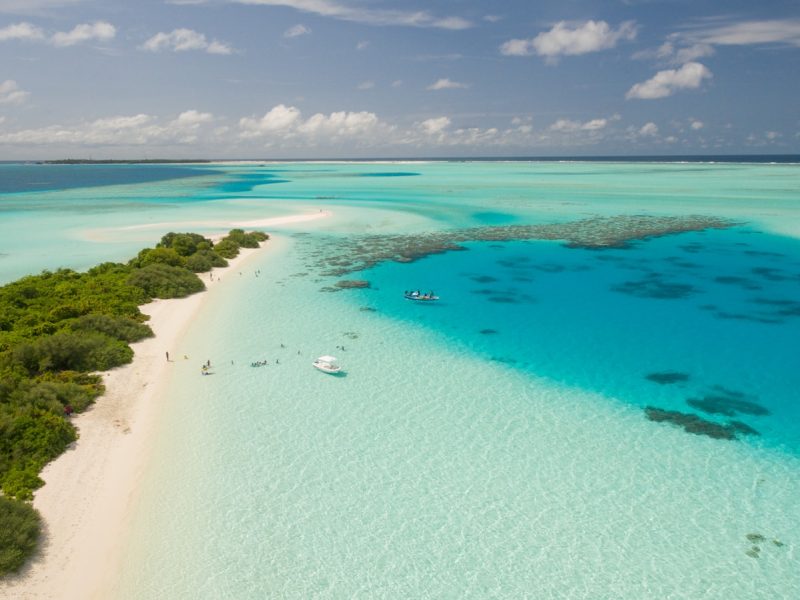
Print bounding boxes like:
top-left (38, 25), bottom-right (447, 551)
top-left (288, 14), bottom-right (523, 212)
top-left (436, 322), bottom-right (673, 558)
top-left (297, 110), bottom-right (384, 138)
top-left (501, 20), bottom-right (637, 60)
top-left (356, 40), bottom-right (369, 50)
top-left (426, 78), bottom-right (468, 91)
top-left (239, 104), bottom-right (302, 138)
top-left (633, 37), bottom-right (714, 65)
top-left (673, 43), bottom-right (714, 64)
top-left (51, 21), bottom-right (115, 47)
top-left (765, 131), bottom-right (780, 140)
top-left (283, 24), bottom-right (310, 38)
top-left (0, 79), bottom-right (29, 104)
top-left (626, 62), bottom-right (712, 100)
top-left (419, 116), bottom-right (450, 135)
top-left (483, 15), bottom-right (502, 23)
top-left (174, 109), bottom-right (213, 126)
top-left (639, 122), bottom-right (659, 136)
top-left (0, 21), bottom-right (45, 42)
top-left (236, 0), bottom-right (471, 29)
top-left (682, 19), bottom-right (800, 47)
top-left (238, 104), bottom-right (395, 147)
top-left (141, 29), bottom-right (233, 54)
top-left (550, 117), bottom-right (608, 132)
top-left (0, 20), bottom-right (116, 46)
top-left (356, 80), bottom-right (374, 90)
top-left (391, 80), bottom-right (402, 88)
top-left (0, 109), bottom-right (216, 146)
top-left (690, 120), bottom-right (704, 130)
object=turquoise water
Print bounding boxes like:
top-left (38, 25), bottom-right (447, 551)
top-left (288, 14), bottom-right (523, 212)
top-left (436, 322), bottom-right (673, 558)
top-left (2, 162), bottom-right (799, 597)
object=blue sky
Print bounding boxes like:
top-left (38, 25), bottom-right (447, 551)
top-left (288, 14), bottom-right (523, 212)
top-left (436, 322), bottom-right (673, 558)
top-left (0, 0), bottom-right (798, 158)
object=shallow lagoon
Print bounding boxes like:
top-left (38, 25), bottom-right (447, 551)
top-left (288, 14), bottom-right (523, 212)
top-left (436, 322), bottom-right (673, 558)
top-left (2, 161), bottom-right (799, 597)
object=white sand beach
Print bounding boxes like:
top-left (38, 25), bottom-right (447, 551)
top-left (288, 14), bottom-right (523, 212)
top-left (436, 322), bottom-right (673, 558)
top-left (0, 211), bottom-right (329, 600)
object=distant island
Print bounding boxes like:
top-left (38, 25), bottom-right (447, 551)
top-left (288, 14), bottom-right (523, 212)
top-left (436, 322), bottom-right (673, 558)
top-left (43, 159), bottom-right (213, 164)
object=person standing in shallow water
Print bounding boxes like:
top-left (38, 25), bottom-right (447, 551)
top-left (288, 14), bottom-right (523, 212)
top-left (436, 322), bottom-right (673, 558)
top-left (166, 351), bottom-right (170, 362)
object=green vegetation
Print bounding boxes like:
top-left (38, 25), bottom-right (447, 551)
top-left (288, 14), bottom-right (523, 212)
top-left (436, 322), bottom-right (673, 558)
top-left (0, 496), bottom-right (41, 576)
top-left (0, 229), bottom-right (266, 575)
top-left (214, 229), bottom-right (269, 259)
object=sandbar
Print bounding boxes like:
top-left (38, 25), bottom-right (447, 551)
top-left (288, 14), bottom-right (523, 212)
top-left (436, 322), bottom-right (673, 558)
top-left (0, 211), bottom-right (329, 600)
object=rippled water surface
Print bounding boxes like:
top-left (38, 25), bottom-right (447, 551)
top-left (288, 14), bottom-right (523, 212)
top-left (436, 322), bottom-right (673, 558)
top-left (2, 161), bottom-right (799, 598)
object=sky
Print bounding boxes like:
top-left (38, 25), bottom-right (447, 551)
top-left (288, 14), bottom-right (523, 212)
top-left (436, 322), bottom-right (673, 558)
top-left (0, 0), bottom-right (798, 158)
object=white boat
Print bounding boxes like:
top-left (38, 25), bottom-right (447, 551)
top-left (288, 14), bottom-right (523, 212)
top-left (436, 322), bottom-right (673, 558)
top-left (404, 291), bottom-right (439, 301)
top-left (312, 355), bottom-right (342, 374)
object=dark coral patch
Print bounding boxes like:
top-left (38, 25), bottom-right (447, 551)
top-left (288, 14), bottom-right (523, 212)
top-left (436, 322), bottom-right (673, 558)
top-left (479, 329), bottom-right (498, 335)
top-left (728, 420), bottom-right (760, 436)
top-left (678, 242), bottom-right (705, 254)
top-left (534, 263), bottom-right (566, 273)
top-left (644, 407), bottom-right (737, 440)
top-left (686, 391), bottom-right (769, 417)
top-left (304, 215), bottom-right (736, 278)
top-left (469, 275), bottom-right (499, 283)
top-left (612, 277), bottom-right (696, 299)
top-left (751, 267), bottom-right (787, 282)
top-left (336, 279), bottom-right (370, 289)
top-left (714, 275), bottom-right (762, 290)
top-left (645, 371), bottom-right (690, 384)
top-left (487, 296), bottom-right (519, 304)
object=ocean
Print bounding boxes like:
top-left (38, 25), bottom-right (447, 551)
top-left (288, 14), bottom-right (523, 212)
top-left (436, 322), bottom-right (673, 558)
top-left (2, 161), bottom-right (799, 597)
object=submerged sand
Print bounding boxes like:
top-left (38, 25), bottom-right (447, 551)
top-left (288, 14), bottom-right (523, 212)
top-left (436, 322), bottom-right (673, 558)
top-left (0, 211), bottom-right (329, 600)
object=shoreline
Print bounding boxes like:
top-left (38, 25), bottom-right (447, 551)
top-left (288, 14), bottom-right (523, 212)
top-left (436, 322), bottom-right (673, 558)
top-left (0, 212), bottom-right (328, 600)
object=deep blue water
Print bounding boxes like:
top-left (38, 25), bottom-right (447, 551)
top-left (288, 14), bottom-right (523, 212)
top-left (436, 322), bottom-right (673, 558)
top-left (0, 163), bottom-right (219, 194)
top-left (349, 227), bottom-right (800, 452)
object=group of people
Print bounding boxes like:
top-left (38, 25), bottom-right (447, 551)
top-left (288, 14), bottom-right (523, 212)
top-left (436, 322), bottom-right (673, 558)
top-left (250, 360), bottom-right (270, 367)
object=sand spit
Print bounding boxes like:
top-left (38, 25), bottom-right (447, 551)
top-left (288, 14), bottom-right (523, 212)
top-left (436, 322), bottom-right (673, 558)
top-left (0, 212), bottom-right (329, 600)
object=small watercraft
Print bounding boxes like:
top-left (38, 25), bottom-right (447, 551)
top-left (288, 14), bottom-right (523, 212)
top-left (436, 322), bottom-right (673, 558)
top-left (404, 290), bottom-right (439, 301)
top-left (313, 355), bottom-right (342, 374)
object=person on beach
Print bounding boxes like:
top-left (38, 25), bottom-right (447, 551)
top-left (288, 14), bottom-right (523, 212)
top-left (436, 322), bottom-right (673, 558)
top-left (166, 351), bottom-right (170, 361)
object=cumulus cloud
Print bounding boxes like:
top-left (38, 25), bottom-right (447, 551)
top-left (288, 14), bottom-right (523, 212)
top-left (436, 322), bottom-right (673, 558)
top-left (0, 21), bottom-right (45, 41)
top-left (239, 104), bottom-right (301, 138)
top-left (0, 109), bottom-right (216, 146)
top-left (239, 104), bottom-right (392, 145)
top-left (141, 29), bottom-right (233, 54)
top-left (549, 117), bottom-right (609, 132)
top-left (0, 20), bottom-right (115, 46)
top-left (690, 120), bottom-right (704, 130)
top-left (236, 0), bottom-right (471, 30)
top-left (356, 81), bottom-right (374, 90)
top-left (626, 62), bottom-right (712, 100)
top-left (0, 80), bottom-right (29, 104)
top-left (426, 78), bottom-right (468, 91)
top-left (356, 40), bottom-right (369, 50)
top-left (501, 20), bottom-right (637, 61)
top-left (419, 116), bottom-right (450, 135)
top-left (283, 24), bottom-right (310, 38)
top-left (639, 122), bottom-right (658, 136)
top-left (51, 21), bottom-right (115, 46)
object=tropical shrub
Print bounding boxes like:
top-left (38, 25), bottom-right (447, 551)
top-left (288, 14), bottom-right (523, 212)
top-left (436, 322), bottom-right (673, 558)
top-left (0, 496), bottom-right (41, 576)
top-left (127, 263), bottom-right (205, 298)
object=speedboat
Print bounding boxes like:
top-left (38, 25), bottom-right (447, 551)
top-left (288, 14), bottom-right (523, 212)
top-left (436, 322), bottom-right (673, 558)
top-left (404, 291), bottom-right (439, 301)
top-left (313, 355), bottom-right (342, 374)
